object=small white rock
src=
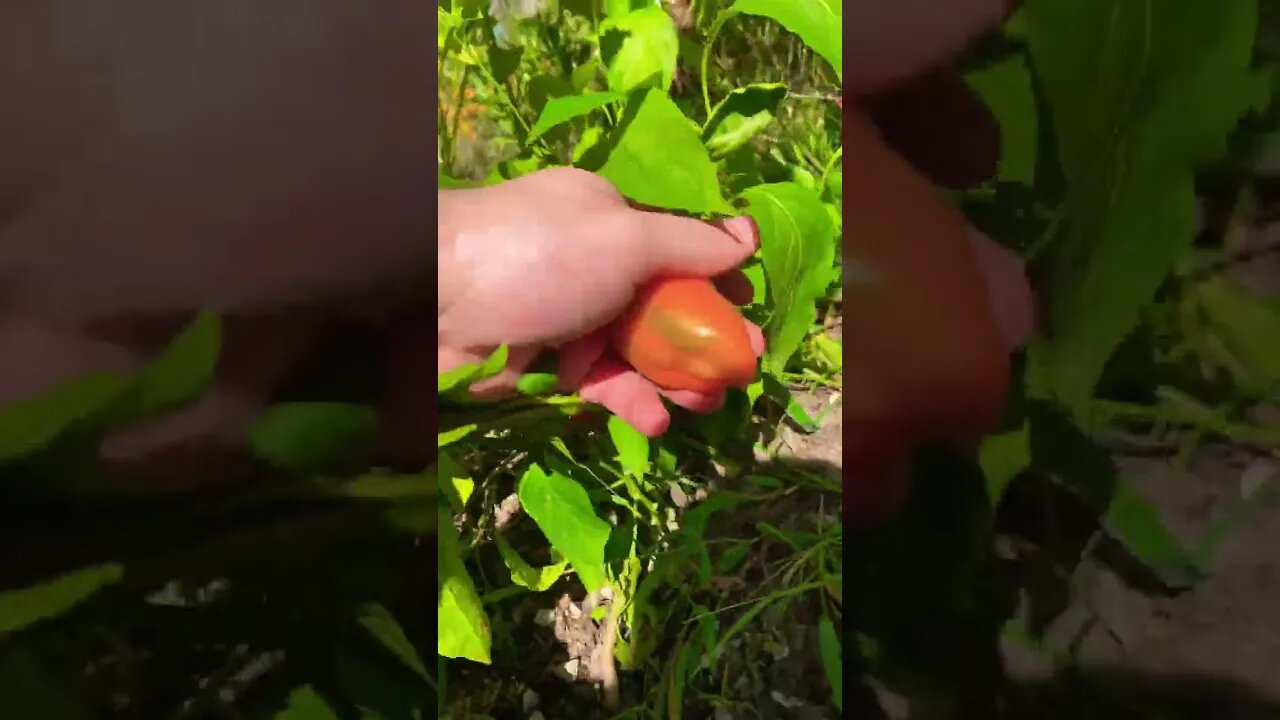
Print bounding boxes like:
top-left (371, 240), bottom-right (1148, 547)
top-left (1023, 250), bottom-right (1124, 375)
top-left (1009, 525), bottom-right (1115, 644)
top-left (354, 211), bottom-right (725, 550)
top-left (533, 608), bottom-right (557, 627)
top-left (769, 690), bottom-right (805, 709)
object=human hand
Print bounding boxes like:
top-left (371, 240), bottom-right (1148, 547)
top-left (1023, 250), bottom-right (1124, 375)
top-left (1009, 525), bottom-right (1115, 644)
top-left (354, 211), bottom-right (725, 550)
top-left (850, 0), bottom-right (1034, 349)
top-left (438, 167), bottom-right (765, 437)
top-left (840, 0), bottom-right (1032, 527)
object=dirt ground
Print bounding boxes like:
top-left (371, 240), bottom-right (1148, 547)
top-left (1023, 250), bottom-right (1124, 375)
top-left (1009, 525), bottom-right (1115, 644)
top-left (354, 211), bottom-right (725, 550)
top-left (996, 221), bottom-right (1280, 718)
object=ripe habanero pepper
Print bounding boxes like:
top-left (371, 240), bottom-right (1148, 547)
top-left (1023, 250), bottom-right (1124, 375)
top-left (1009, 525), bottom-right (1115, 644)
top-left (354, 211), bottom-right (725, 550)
top-left (611, 277), bottom-right (757, 394)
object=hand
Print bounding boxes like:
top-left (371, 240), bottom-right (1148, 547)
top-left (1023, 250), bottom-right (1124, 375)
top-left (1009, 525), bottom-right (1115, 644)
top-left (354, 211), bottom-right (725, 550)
top-left (438, 167), bottom-right (765, 436)
top-left (851, 0), bottom-right (1034, 349)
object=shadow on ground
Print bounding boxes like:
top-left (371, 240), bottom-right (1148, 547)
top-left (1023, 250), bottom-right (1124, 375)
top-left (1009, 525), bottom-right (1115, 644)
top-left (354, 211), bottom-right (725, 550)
top-left (1004, 667), bottom-right (1280, 720)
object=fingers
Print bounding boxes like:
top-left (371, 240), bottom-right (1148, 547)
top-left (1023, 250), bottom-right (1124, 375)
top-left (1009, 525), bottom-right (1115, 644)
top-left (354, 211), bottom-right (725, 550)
top-left (661, 386), bottom-right (726, 414)
top-left (847, 0), bottom-right (1010, 96)
top-left (557, 329), bottom-right (609, 390)
top-left (640, 213), bottom-right (759, 279)
top-left (968, 229), bottom-right (1036, 351)
top-left (744, 319), bottom-right (766, 357)
top-left (862, 68), bottom-right (1001, 189)
top-left (713, 269), bottom-right (756, 306)
top-left (438, 344), bottom-right (541, 399)
top-left (578, 357), bottom-right (672, 437)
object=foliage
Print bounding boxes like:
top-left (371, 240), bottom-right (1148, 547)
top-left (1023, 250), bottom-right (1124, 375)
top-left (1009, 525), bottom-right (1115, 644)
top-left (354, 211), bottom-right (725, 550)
top-left (437, 0), bottom-right (843, 715)
top-left (2, 0), bottom-right (1279, 718)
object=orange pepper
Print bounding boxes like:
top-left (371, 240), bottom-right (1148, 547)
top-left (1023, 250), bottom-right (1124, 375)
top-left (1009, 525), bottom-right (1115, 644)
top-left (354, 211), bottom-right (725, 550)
top-left (612, 277), bottom-right (757, 394)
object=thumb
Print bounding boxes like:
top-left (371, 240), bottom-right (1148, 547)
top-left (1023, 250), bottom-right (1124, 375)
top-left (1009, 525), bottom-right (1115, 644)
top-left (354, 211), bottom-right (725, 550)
top-left (640, 213), bottom-right (759, 279)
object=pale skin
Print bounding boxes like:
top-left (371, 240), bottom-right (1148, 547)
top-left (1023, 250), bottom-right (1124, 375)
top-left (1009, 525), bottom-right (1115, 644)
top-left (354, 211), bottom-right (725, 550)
top-left (0, 0), bottom-right (1029, 481)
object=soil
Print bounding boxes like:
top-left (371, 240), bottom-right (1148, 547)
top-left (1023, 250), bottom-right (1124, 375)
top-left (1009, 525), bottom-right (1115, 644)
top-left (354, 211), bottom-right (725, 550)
top-left (995, 220), bottom-right (1280, 718)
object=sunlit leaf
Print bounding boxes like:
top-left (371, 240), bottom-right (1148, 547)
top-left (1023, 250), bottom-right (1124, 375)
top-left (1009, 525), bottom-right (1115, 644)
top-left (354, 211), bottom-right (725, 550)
top-left (740, 182), bottom-right (836, 375)
top-left (600, 7), bottom-right (679, 95)
top-left (594, 89), bottom-right (733, 214)
top-left (518, 464), bottom-right (611, 593)
top-left (728, 0), bottom-right (841, 80)
top-left (703, 83), bottom-right (787, 158)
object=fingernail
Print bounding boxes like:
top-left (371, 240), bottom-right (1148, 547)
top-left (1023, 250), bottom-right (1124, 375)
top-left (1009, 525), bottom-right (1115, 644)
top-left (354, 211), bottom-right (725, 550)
top-left (722, 216), bottom-right (759, 248)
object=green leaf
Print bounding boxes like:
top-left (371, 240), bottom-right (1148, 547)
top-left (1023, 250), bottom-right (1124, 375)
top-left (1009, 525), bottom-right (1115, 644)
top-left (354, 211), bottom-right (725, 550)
top-left (600, 6), bottom-right (679, 95)
top-left (438, 424), bottom-right (477, 448)
top-left (357, 603), bottom-right (431, 684)
top-left (817, 617), bottom-right (843, 711)
top-left (979, 423), bottom-right (1031, 508)
top-left (739, 182), bottom-right (836, 375)
top-left (274, 685), bottom-right (342, 720)
top-left (607, 415), bottom-right (650, 477)
top-left (438, 505), bottom-right (492, 664)
top-left (1195, 276), bottom-right (1280, 393)
top-left (964, 56), bottom-right (1038, 185)
top-left (572, 60), bottom-right (602, 92)
top-left (528, 92), bottom-right (622, 144)
top-left (1106, 475), bottom-right (1208, 590)
top-left (595, 89), bottom-right (733, 214)
top-left (603, 0), bottom-right (645, 18)
top-left (1026, 0), bottom-right (1270, 409)
top-left (729, 0), bottom-right (841, 80)
top-left (0, 373), bottom-right (128, 463)
top-left (496, 534), bottom-right (570, 591)
top-left (437, 451), bottom-right (474, 511)
top-left (249, 403), bottom-right (380, 474)
top-left (120, 310), bottom-right (221, 422)
top-left (1028, 401), bottom-right (1205, 589)
top-left (514, 372), bottom-right (559, 396)
top-left (0, 563), bottom-right (123, 638)
top-left (763, 375), bottom-right (817, 432)
top-left (331, 472), bottom-right (434, 502)
top-left (438, 345), bottom-right (509, 395)
top-left (702, 83), bottom-right (787, 158)
top-left (517, 463), bottom-right (611, 593)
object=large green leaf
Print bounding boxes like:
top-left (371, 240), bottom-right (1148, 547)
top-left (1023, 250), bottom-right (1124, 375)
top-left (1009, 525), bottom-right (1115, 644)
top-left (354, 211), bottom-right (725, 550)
top-left (594, 89), bottom-right (732, 214)
top-left (0, 563), bottom-right (123, 638)
top-left (729, 0), bottom-right (841, 80)
top-left (517, 463), bottom-right (611, 593)
top-left (1026, 0), bottom-right (1270, 409)
top-left (600, 6), bottom-right (679, 96)
top-left (739, 182), bottom-right (836, 375)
